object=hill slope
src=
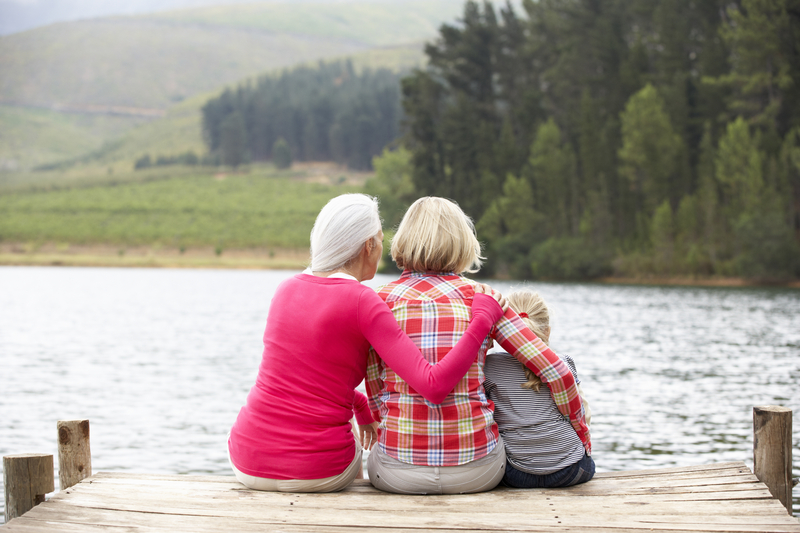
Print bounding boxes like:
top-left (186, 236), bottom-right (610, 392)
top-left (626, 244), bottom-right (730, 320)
top-left (0, 0), bottom-right (467, 173)
top-left (0, 0), bottom-right (463, 110)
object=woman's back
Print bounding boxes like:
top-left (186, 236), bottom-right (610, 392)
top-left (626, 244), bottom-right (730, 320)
top-left (230, 274), bottom-right (377, 480)
top-left (366, 271), bottom-right (498, 466)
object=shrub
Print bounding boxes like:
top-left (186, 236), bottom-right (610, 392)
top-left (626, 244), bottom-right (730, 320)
top-left (134, 154), bottom-right (152, 170)
top-left (531, 237), bottom-right (613, 280)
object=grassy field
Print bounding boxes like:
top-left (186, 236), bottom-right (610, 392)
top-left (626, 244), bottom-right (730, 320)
top-left (0, 164), bottom-right (365, 254)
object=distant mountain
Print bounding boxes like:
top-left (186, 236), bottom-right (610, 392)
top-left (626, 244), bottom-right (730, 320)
top-left (0, 1), bottom-right (463, 111)
top-left (0, 0), bottom-right (472, 172)
top-left (0, 0), bottom-right (366, 36)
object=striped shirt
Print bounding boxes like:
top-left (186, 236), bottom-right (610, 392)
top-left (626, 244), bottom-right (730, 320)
top-left (484, 351), bottom-right (586, 474)
top-left (365, 271), bottom-right (590, 467)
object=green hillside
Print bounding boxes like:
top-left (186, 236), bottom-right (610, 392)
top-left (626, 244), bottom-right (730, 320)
top-left (0, 0), bottom-right (454, 174)
top-left (0, 165), bottom-right (361, 249)
top-left (0, 105), bottom-right (145, 171)
top-left (0, 42), bottom-right (425, 183)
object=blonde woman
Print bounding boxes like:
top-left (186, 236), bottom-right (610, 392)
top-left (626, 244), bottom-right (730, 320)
top-left (365, 197), bottom-right (590, 495)
top-left (483, 290), bottom-right (594, 488)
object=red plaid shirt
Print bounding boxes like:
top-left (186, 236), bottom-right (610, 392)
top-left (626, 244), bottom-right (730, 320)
top-left (366, 271), bottom-right (591, 466)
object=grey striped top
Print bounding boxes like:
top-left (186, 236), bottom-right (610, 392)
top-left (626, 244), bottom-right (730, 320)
top-left (483, 351), bottom-right (586, 475)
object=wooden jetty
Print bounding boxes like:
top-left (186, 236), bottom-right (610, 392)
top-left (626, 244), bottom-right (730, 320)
top-left (2, 462), bottom-right (800, 532)
top-left (3, 408), bottom-right (798, 532)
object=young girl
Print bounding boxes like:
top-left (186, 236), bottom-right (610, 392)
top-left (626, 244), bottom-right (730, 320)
top-left (483, 290), bottom-right (595, 488)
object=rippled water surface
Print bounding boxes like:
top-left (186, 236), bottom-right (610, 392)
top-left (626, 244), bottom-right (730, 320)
top-left (1, 266), bottom-right (798, 520)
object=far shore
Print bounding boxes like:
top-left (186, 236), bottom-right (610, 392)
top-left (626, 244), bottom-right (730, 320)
top-left (1, 243), bottom-right (798, 288)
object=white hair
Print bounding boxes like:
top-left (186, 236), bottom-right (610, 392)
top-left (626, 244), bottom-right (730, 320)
top-left (310, 194), bottom-right (382, 272)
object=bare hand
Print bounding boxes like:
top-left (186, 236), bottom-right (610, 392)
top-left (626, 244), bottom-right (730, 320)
top-left (478, 283), bottom-right (508, 312)
top-left (359, 421), bottom-right (379, 450)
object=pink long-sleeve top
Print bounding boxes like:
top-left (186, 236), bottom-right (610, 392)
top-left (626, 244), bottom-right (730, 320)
top-left (228, 273), bottom-right (502, 480)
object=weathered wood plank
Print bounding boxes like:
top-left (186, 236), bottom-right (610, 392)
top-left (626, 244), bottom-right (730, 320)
top-left (48, 479), bottom-right (781, 511)
top-left (7, 499), bottom-right (800, 533)
top-left (30, 488), bottom-right (799, 529)
top-left (76, 470), bottom-right (762, 496)
top-left (593, 462), bottom-right (750, 478)
top-left (3, 464), bottom-right (798, 533)
top-left (66, 474), bottom-right (773, 502)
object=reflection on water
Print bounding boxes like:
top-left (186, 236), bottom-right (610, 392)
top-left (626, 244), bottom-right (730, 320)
top-left (1, 267), bottom-right (798, 520)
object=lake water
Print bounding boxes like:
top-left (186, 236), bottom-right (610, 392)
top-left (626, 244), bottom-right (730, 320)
top-left (1, 266), bottom-right (798, 520)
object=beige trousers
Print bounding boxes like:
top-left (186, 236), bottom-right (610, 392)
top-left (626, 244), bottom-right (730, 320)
top-left (367, 438), bottom-right (506, 495)
top-left (228, 436), bottom-right (362, 493)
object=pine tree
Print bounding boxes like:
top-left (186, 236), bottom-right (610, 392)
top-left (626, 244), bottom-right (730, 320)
top-left (618, 84), bottom-right (684, 217)
top-left (716, 0), bottom-right (797, 137)
top-left (526, 118), bottom-right (578, 238)
top-left (272, 137), bottom-right (292, 169)
top-left (220, 111), bottom-right (247, 168)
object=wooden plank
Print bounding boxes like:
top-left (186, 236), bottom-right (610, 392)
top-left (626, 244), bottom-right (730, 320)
top-left (76, 471), bottom-right (762, 496)
top-left (593, 462), bottom-right (750, 478)
top-left (62, 475), bottom-right (774, 503)
top-left (4, 463), bottom-right (798, 533)
top-left (48, 480), bottom-right (781, 512)
top-left (7, 500), bottom-right (800, 533)
top-left (31, 488), bottom-right (800, 530)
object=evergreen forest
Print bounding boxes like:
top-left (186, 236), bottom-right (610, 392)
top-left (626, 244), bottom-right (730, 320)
top-left (378, 0), bottom-right (800, 281)
top-left (201, 61), bottom-right (403, 170)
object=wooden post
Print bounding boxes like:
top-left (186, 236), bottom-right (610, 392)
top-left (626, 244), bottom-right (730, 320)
top-left (753, 405), bottom-right (793, 514)
top-left (3, 454), bottom-right (54, 522)
top-left (57, 419), bottom-right (91, 491)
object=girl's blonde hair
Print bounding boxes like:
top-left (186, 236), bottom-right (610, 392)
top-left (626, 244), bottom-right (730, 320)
top-left (390, 197), bottom-right (484, 274)
top-left (506, 290), bottom-right (550, 392)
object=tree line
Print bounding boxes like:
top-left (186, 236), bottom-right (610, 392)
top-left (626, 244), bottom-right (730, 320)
top-left (374, 0), bottom-right (800, 280)
top-left (201, 61), bottom-right (403, 170)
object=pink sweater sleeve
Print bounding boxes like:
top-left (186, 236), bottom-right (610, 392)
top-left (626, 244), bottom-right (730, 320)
top-left (352, 390), bottom-right (374, 425)
top-left (359, 291), bottom-right (502, 405)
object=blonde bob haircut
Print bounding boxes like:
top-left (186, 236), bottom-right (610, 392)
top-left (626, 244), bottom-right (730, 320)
top-left (391, 197), bottom-right (484, 274)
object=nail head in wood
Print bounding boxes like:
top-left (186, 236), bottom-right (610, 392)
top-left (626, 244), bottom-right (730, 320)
top-left (3, 453), bottom-right (54, 523)
top-left (752, 405), bottom-right (793, 515)
top-left (57, 419), bottom-right (92, 491)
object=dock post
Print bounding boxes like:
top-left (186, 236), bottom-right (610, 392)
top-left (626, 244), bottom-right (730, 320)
top-left (3, 454), bottom-right (54, 522)
top-left (57, 419), bottom-right (92, 490)
top-left (753, 405), bottom-right (793, 514)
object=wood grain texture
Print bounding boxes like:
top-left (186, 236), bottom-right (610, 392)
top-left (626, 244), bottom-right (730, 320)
top-left (2, 454), bottom-right (54, 523)
top-left (2, 461), bottom-right (798, 533)
top-left (56, 420), bottom-right (91, 491)
top-left (753, 406), bottom-right (793, 515)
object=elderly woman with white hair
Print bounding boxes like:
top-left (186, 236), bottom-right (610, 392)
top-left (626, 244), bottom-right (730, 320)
top-left (228, 193), bottom-right (505, 493)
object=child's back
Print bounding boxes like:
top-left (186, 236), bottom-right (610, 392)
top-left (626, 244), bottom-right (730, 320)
top-left (483, 290), bottom-right (595, 488)
top-left (484, 352), bottom-right (585, 474)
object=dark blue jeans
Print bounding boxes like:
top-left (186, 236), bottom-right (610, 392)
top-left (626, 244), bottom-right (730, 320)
top-left (502, 453), bottom-right (595, 488)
